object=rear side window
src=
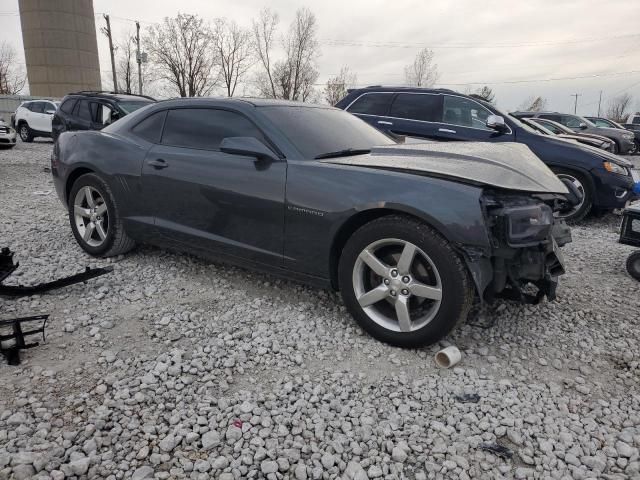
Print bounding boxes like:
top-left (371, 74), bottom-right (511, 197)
top-left (633, 117), bottom-right (640, 125)
top-left (131, 111), bottom-right (167, 143)
top-left (76, 100), bottom-right (92, 122)
top-left (561, 115), bottom-right (583, 128)
top-left (60, 99), bottom-right (77, 114)
top-left (347, 93), bottom-right (393, 116)
top-left (161, 108), bottom-right (264, 150)
top-left (29, 102), bottom-right (44, 113)
top-left (388, 93), bottom-right (442, 122)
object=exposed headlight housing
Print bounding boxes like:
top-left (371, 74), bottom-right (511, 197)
top-left (501, 204), bottom-right (554, 246)
top-left (603, 161), bottom-right (629, 176)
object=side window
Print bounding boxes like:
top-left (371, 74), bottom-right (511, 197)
top-left (30, 102), bottom-right (44, 114)
top-left (99, 104), bottom-right (117, 126)
top-left (347, 93), bottom-right (393, 116)
top-left (60, 99), bottom-right (77, 114)
top-left (632, 117), bottom-right (640, 125)
top-left (562, 116), bottom-right (583, 128)
top-left (540, 122), bottom-right (561, 134)
top-left (161, 108), bottom-right (265, 150)
top-left (539, 114), bottom-right (561, 123)
top-left (45, 102), bottom-right (57, 113)
top-left (388, 93), bottom-right (442, 122)
top-left (76, 100), bottom-right (92, 122)
top-left (442, 96), bottom-right (493, 130)
top-left (131, 111), bottom-right (167, 143)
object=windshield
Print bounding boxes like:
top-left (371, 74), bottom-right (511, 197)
top-left (259, 106), bottom-right (396, 159)
top-left (521, 118), bottom-right (553, 135)
top-left (118, 101), bottom-right (154, 114)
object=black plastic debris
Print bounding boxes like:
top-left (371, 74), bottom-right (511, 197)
top-left (0, 315), bottom-right (48, 365)
top-left (0, 247), bottom-right (113, 297)
top-left (480, 443), bottom-right (513, 460)
top-left (454, 393), bottom-right (481, 403)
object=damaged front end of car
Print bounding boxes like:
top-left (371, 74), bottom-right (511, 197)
top-left (476, 190), bottom-right (572, 305)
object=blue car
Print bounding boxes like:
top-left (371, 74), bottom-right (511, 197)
top-left (336, 87), bottom-right (638, 221)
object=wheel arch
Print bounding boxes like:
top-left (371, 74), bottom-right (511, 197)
top-left (65, 167), bottom-right (95, 203)
top-left (328, 206), bottom-right (456, 290)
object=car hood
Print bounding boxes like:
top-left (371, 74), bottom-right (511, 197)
top-left (322, 141), bottom-right (569, 194)
top-left (596, 126), bottom-right (631, 138)
top-left (558, 133), bottom-right (606, 144)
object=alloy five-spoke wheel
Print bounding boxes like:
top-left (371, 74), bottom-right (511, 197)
top-left (353, 238), bottom-right (442, 332)
top-left (339, 215), bottom-right (473, 348)
top-left (73, 186), bottom-right (109, 247)
top-left (552, 168), bottom-right (592, 222)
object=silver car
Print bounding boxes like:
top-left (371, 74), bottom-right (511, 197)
top-left (0, 118), bottom-right (17, 149)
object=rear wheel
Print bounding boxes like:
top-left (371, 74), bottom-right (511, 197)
top-left (627, 251), bottom-right (640, 281)
top-left (338, 215), bottom-right (474, 348)
top-left (68, 173), bottom-right (135, 257)
top-left (18, 123), bottom-right (33, 142)
top-left (552, 168), bottom-right (592, 222)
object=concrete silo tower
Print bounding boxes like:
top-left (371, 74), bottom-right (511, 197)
top-left (18, 0), bottom-right (102, 97)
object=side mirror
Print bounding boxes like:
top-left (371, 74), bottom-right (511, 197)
top-left (486, 114), bottom-right (508, 132)
top-left (220, 137), bottom-right (278, 161)
top-left (45, 109), bottom-right (56, 115)
top-left (578, 122), bottom-right (588, 130)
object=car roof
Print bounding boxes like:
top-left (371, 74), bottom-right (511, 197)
top-left (348, 86), bottom-right (459, 95)
top-left (65, 91), bottom-right (156, 102)
top-left (152, 97), bottom-right (333, 110)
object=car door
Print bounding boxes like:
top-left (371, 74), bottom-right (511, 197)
top-left (383, 92), bottom-right (442, 141)
top-left (69, 99), bottom-right (94, 131)
top-left (28, 101), bottom-right (46, 131)
top-left (141, 107), bottom-right (286, 267)
top-left (431, 95), bottom-right (512, 142)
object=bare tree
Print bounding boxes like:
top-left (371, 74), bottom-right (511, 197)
top-left (518, 95), bottom-right (547, 111)
top-left (252, 7), bottom-right (320, 101)
top-left (116, 33), bottom-right (135, 93)
top-left (0, 42), bottom-right (26, 95)
top-left (324, 66), bottom-right (357, 105)
top-left (405, 48), bottom-right (439, 87)
top-left (473, 85), bottom-right (495, 104)
top-left (252, 8), bottom-right (279, 98)
top-left (144, 13), bottom-right (218, 97)
top-left (213, 19), bottom-right (253, 97)
top-left (605, 93), bottom-right (633, 123)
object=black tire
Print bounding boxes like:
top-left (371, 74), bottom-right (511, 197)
top-left (68, 173), bottom-right (135, 257)
top-left (551, 168), bottom-right (593, 223)
top-left (627, 251), bottom-right (640, 281)
top-left (633, 140), bottom-right (640, 156)
top-left (338, 215), bottom-right (474, 348)
top-left (18, 122), bottom-right (33, 143)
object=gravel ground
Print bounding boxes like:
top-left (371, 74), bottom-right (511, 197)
top-left (1, 140), bottom-right (640, 480)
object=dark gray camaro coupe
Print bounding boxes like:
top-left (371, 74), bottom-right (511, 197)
top-left (52, 98), bottom-right (572, 347)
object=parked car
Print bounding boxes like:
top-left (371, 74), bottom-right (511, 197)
top-left (626, 113), bottom-right (640, 125)
top-left (621, 123), bottom-right (640, 152)
top-left (51, 98), bottom-right (572, 347)
top-left (335, 87), bottom-right (638, 221)
top-left (525, 117), bottom-right (615, 151)
top-left (511, 111), bottom-right (635, 154)
top-left (52, 91), bottom-right (155, 141)
top-left (0, 117), bottom-right (17, 148)
top-left (14, 99), bottom-right (60, 142)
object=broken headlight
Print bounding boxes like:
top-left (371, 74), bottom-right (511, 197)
top-left (501, 203), bottom-right (554, 246)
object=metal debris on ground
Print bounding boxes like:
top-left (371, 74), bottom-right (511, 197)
top-left (454, 393), bottom-right (481, 403)
top-left (480, 442), bottom-right (514, 460)
top-left (0, 246), bottom-right (113, 297)
top-left (0, 315), bottom-right (48, 365)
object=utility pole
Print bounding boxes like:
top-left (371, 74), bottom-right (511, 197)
top-left (597, 90), bottom-right (603, 117)
top-left (570, 93), bottom-right (581, 114)
top-left (136, 21), bottom-right (142, 95)
top-left (102, 14), bottom-right (118, 93)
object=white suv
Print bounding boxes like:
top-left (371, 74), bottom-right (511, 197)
top-left (14, 100), bottom-right (60, 142)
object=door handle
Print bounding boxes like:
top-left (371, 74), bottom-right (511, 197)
top-left (378, 120), bottom-right (393, 126)
top-left (147, 158), bottom-right (168, 169)
top-left (438, 128), bottom-right (457, 134)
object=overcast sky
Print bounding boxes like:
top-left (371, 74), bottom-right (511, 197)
top-left (2, 0), bottom-right (640, 115)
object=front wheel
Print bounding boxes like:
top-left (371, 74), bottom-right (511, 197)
top-left (68, 173), bottom-right (135, 257)
top-left (627, 251), bottom-right (640, 281)
top-left (18, 123), bottom-right (33, 142)
top-left (552, 168), bottom-right (593, 222)
top-left (338, 215), bottom-right (474, 348)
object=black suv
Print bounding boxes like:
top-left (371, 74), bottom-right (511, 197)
top-left (336, 86), bottom-right (639, 221)
top-left (52, 91), bottom-right (155, 141)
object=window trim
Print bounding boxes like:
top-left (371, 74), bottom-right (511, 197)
top-left (345, 91), bottom-right (395, 116)
top-left (348, 92), bottom-right (512, 135)
top-left (155, 106), bottom-right (283, 158)
top-left (129, 109), bottom-right (168, 144)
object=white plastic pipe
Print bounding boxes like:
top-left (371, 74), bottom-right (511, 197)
top-left (434, 346), bottom-right (462, 368)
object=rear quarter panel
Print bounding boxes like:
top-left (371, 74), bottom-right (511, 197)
top-left (284, 160), bottom-right (491, 279)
